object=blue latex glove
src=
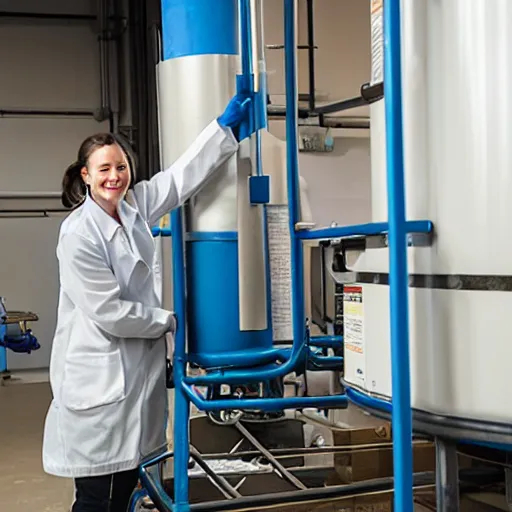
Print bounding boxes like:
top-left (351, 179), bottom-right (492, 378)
top-left (217, 93), bottom-right (253, 141)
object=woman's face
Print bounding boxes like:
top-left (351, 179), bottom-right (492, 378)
top-left (81, 143), bottom-right (131, 215)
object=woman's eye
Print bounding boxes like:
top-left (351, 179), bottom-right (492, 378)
top-left (118, 165), bottom-right (126, 171)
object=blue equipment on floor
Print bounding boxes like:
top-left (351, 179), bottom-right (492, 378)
top-left (0, 297), bottom-right (40, 375)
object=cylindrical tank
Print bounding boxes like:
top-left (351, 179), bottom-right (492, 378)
top-left (157, 0), bottom-right (272, 366)
top-left (344, 0), bottom-right (512, 440)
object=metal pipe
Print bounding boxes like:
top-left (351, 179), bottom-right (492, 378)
top-left (189, 445), bottom-right (242, 499)
top-left (170, 207), bottom-right (190, 509)
top-left (0, 192), bottom-right (61, 199)
top-left (234, 422), bottom-right (307, 490)
top-left (266, 44), bottom-right (318, 50)
top-left (383, 0), bottom-right (413, 509)
top-left (97, 0), bottom-right (111, 123)
top-left (306, 0), bottom-right (316, 112)
top-left (181, 382), bottom-right (347, 411)
top-left (0, 11), bottom-right (96, 21)
top-left (435, 438), bottom-right (460, 511)
top-left (309, 335), bottom-right (343, 349)
top-left (0, 209), bottom-right (68, 214)
top-left (239, 0), bottom-right (253, 79)
top-left (0, 108), bottom-right (96, 118)
top-left (297, 220), bottom-right (433, 241)
top-left (184, 472), bottom-right (436, 512)
top-left (285, 0), bottom-right (306, 365)
top-left (320, 118), bottom-right (370, 129)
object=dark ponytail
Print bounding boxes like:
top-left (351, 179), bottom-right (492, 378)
top-left (61, 132), bottom-right (137, 209)
top-left (61, 160), bottom-right (87, 208)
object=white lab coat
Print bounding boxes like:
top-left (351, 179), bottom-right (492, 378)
top-left (42, 120), bottom-right (238, 478)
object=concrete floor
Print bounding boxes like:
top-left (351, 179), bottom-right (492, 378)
top-left (0, 379), bottom-right (74, 512)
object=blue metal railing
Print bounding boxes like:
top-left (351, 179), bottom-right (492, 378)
top-left (170, 207), bottom-right (190, 509)
top-left (0, 326), bottom-right (6, 373)
top-left (152, 0), bottom-right (418, 509)
top-left (383, 0), bottom-right (414, 509)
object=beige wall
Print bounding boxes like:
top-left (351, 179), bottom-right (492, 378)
top-left (0, 0), bottom-right (110, 369)
top-left (263, 0), bottom-right (373, 226)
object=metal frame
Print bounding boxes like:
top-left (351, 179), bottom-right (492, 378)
top-left (144, 0), bottom-right (434, 510)
top-left (132, 421), bottom-right (438, 512)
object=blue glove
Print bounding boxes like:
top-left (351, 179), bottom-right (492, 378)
top-left (217, 93), bottom-right (253, 141)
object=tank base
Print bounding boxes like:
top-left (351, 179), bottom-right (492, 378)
top-left (344, 383), bottom-right (512, 451)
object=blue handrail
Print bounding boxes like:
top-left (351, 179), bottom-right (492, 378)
top-left (383, 0), bottom-right (414, 509)
top-left (170, 209), bottom-right (190, 509)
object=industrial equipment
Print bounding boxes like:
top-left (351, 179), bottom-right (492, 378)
top-left (130, 0), bottom-right (512, 510)
top-left (0, 296), bottom-right (40, 378)
top-left (339, 1), bottom-right (512, 510)
top-left (130, 0), bottom-right (437, 510)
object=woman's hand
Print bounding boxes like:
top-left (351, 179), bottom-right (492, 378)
top-left (217, 93), bottom-right (253, 141)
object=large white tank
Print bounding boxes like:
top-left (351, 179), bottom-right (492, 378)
top-left (344, 0), bottom-right (512, 441)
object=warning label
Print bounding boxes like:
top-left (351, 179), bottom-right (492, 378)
top-left (343, 285), bottom-right (365, 385)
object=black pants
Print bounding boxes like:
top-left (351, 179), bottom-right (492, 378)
top-left (72, 469), bottom-right (139, 512)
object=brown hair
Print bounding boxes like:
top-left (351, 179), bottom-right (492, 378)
top-left (61, 132), bottom-right (137, 209)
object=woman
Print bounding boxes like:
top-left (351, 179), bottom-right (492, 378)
top-left (42, 92), bottom-right (253, 511)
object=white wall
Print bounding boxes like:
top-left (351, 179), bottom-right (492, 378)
top-left (0, 0), bottom-right (109, 369)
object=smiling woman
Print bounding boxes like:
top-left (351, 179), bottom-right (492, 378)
top-left (43, 92), bottom-right (255, 512)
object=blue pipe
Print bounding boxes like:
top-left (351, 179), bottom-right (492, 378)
top-left (151, 226), bottom-right (172, 237)
top-left (0, 325), bottom-right (6, 373)
top-left (185, 345), bottom-right (343, 386)
top-left (170, 209), bottom-right (190, 511)
top-left (151, 220), bottom-right (435, 242)
top-left (383, 0), bottom-right (414, 509)
top-left (182, 382), bottom-right (347, 412)
top-left (297, 220), bottom-right (433, 240)
top-left (310, 335), bottom-right (343, 349)
top-left (182, 0), bottom-right (306, 388)
top-left (284, 0), bottom-right (306, 376)
top-left (238, 0), bottom-right (253, 78)
top-left (347, 386), bottom-right (512, 454)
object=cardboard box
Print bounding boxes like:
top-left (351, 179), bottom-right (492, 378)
top-left (332, 423), bottom-right (435, 483)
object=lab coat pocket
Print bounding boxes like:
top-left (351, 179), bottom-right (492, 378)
top-left (61, 351), bottom-right (126, 411)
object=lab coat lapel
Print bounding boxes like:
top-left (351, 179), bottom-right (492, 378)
top-left (118, 199), bottom-right (154, 270)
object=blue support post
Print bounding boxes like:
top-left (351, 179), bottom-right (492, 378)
top-left (0, 298), bottom-right (7, 373)
top-left (170, 209), bottom-right (190, 511)
top-left (284, 0), bottom-right (306, 367)
top-left (383, 0), bottom-right (414, 509)
top-left (0, 331), bottom-right (6, 373)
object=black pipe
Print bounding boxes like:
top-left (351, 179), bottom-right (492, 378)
top-left (306, 0), bottom-right (316, 112)
top-left (309, 81), bottom-right (383, 116)
top-left (321, 118), bottom-right (370, 129)
top-left (0, 11), bottom-right (125, 22)
top-left (189, 446), bottom-right (241, 500)
top-left (140, 468), bottom-right (435, 512)
top-left (361, 81), bottom-right (384, 103)
top-left (313, 95), bottom-right (367, 115)
top-left (189, 472), bottom-right (436, 511)
top-left (0, 109), bottom-right (95, 118)
top-left (266, 44), bottom-right (318, 50)
top-left (189, 467), bottom-right (504, 512)
top-left (267, 105), bottom-right (310, 119)
top-left (0, 11), bottom-right (96, 21)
